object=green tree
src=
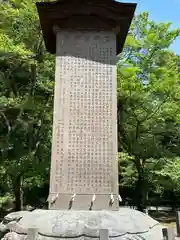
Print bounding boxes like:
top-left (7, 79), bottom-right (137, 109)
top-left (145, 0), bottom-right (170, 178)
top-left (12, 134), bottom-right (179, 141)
top-left (118, 12), bottom-right (180, 211)
top-left (0, 0), bottom-right (54, 210)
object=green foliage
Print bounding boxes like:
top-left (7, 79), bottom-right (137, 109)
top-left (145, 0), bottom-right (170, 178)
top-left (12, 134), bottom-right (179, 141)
top-left (118, 152), bottom-right (138, 188)
top-left (118, 12), bottom-right (180, 209)
top-left (0, 0), bottom-right (53, 210)
top-left (0, 194), bottom-right (13, 209)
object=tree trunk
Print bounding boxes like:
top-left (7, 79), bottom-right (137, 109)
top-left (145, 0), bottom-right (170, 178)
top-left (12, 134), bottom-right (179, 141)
top-left (133, 159), bottom-right (148, 212)
top-left (136, 172), bottom-right (144, 212)
top-left (11, 175), bottom-right (22, 211)
top-left (170, 190), bottom-right (176, 212)
top-left (135, 173), bottom-right (148, 212)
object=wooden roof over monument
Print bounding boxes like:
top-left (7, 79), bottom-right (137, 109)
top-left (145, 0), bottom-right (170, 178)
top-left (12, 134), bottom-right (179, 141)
top-left (36, 0), bottom-right (136, 54)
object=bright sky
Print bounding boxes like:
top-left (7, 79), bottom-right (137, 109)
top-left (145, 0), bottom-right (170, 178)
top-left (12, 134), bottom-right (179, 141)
top-left (121, 0), bottom-right (180, 54)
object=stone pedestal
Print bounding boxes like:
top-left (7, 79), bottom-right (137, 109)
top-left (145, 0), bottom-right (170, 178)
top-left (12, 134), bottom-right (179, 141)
top-left (2, 208), bottom-right (163, 240)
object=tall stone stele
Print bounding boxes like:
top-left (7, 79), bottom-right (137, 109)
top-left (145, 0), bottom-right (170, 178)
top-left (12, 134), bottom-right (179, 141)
top-left (36, 0), bottom-right (136, 211)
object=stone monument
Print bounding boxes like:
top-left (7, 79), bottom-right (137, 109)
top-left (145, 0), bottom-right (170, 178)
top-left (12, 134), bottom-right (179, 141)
top-left (36, 0), bottom-right (136, 211)
top-left (0, 1), bottom-right (165, 239)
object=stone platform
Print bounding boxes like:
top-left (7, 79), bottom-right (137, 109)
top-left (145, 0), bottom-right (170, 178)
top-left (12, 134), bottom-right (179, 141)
top-left (0, 208), bottom-right (163, 240)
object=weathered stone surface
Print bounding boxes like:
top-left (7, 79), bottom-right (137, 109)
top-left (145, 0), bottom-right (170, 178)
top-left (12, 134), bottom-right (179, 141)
top-left (2, 208), bottom-right (163, 240)
top-left (2, 232), bottom-right (21, 240)
top-left (49, 30), bottom-right (118, 210)
top-left (0, 223), bottom-right (8, 233)
top-left (0, 223), bottom-right (8, 239)
top-left (4, 211), bottom-right (30, 222)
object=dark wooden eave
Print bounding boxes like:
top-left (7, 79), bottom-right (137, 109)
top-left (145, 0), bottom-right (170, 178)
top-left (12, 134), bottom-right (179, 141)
top-left (36, 0), bottom-right (136, 55)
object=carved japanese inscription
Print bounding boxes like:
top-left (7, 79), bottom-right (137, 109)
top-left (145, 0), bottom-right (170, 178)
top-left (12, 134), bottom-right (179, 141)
top-left (49, 31), bottom-right (118, 209)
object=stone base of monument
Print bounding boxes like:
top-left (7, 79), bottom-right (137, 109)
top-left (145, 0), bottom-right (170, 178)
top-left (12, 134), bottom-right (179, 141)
top-left (0, 208), bottom-right (163, 240)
